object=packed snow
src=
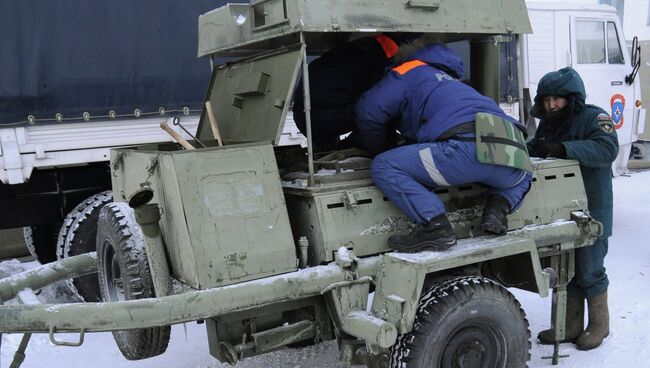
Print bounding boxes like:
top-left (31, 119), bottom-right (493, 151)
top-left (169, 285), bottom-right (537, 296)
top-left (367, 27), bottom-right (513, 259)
top-left (1, 170), bottom-right (649, 368)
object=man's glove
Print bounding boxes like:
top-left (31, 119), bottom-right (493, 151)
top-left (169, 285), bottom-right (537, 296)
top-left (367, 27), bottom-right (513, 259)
top-left (536, 143), bottom-right (566, 159)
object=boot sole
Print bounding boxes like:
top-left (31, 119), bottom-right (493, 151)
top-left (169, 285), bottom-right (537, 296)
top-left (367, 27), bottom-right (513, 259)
top-left (576, 332), bottom-right (609, 351)
top-left (388, 239), bottom-right (457, 253)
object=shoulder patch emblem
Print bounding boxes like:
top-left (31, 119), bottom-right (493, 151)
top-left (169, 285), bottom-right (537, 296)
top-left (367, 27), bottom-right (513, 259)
top-left (598, 113), bottom-right (613, 122)
top-left (598, 114), bottom-right (614, 134)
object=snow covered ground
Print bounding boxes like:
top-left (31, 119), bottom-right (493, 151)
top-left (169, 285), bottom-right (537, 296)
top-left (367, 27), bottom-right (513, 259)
top-left (1, 170), bottom-right (649, 368)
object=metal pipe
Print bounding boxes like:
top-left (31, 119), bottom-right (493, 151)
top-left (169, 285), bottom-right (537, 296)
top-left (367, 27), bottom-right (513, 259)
top-left (341, 311), bottom-right (397, 349)
top-left (470, 36), bottom-right (500, 103)
top-left (0, 253), bottom-right (97, 303)
top-left (133, 203), bottom-right (172, 297)
top-left (516, 34), bottom-right (527, 123)
top-left (299, 33), bottom-right (315, 186)
top-left (511, 219), bottom-right (601, 248)
top-left (298, 236), bottom-right (309, 268)
top-left (9, 333), bottom-right (31, 368)
top-left (0, 257), bottom-right (382, 333)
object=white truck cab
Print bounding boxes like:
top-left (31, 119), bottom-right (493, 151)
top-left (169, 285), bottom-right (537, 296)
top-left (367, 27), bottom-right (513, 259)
top-left (523, 1), bottom-right (646, 175)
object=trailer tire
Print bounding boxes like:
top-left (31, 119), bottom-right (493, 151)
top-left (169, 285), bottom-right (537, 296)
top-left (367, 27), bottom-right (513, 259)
top-left (96, 202), bottom-right (170, 360)
top-left (57, 191), bottom-right (113, 302)
top-left (23, 224), bottom-right (59, 264)
top-left (390, 276), bottom-right (530, 368)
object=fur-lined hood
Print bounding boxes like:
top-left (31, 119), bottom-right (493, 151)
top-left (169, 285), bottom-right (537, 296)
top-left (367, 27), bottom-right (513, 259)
top-left (530, 67), bottom-right (587, 118)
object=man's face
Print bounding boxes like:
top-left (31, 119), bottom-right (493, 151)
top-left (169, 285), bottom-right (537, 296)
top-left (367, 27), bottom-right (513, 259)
top-left (543, 96), bottom-right (568, 113)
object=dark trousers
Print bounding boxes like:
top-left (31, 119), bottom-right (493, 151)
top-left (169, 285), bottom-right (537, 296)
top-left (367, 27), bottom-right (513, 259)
top-left (569, 236), bottom-right (609, 298)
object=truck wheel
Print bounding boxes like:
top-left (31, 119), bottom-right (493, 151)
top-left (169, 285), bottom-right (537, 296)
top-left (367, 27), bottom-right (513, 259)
top-left (390, 276), bottom-right (530, 368)
top-left (96, 202), bottom-right (170, 360)
top-left (23, 224), bottom-right (59, 264)
top-left (58, 191), bottom-right (113, 302)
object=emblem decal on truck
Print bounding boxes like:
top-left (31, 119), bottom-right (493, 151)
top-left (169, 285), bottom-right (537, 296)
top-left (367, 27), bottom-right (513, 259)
top-left (610, 94), bottom-right (625, 129)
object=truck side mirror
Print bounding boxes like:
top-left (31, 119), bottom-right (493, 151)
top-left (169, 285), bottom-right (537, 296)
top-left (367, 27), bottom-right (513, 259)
top-left (626, 36), bottom-right (641, 85)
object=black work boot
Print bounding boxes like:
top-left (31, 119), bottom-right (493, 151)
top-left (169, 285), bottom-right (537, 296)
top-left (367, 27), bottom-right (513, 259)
top-left (481, 195), bottom-right (511, 235)
top-left (538, 289), bottom-right (584, 344)
top-left (388, 214), bottom-right (457, 253)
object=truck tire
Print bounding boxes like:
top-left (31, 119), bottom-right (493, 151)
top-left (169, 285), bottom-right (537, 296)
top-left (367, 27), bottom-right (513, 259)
top-left (96, 202), bottom-right (170, 360)
top-left (23, 224), bottom-right (59, 264)
top-left (390, 276), bottom-right (530, 368)
top-left (58, 191), bottom-right (113, 302)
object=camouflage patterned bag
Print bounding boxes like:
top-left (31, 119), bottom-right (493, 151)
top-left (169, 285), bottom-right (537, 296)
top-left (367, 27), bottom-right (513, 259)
top-left (475, 112), bottom-right (533, 173)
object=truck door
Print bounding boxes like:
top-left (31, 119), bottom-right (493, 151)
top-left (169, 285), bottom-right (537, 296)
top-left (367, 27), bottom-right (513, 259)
top-left (570, 16), bottom-right (636, 147)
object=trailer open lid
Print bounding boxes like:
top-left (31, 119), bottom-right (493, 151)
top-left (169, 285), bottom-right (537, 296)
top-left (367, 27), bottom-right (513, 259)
top-left (196, 44), bottom-right (303, 145)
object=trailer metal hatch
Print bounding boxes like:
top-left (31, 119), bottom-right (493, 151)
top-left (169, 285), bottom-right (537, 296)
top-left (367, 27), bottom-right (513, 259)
top-left (196, 44), bottom-right (304, 145)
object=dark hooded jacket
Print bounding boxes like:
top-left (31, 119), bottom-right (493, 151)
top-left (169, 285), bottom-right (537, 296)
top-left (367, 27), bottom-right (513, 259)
top-left (355, 43), bottom-right (522, 153)
top-left (527, 67), bottom-right (618, 237)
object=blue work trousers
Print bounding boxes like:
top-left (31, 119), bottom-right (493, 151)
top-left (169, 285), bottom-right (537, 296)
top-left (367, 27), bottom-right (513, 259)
top-left (370, 140), bottom-right (532, 225)
top-left (569, 236), bottom-right (609, 299)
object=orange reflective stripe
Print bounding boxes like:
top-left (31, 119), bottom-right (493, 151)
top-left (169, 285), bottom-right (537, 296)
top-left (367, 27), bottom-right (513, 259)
top-left (375, 34), bottom-right (399, 59)
top-left (392, 60), bottom-right (427, 76)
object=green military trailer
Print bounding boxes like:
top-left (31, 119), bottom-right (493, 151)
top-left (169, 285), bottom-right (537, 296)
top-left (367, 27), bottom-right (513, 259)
top-left (0, 1), bottom-right (603, 367)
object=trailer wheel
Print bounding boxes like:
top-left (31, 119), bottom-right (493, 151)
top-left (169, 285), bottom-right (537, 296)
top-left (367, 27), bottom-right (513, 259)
top-left (96, 202), bottom-right (170, 360)
top-left (390, 276), bottom-right (530, 368)
top-left (23, 224), bottom-right (59, 264)
top-left (57, 191), bottom-right (113, 302)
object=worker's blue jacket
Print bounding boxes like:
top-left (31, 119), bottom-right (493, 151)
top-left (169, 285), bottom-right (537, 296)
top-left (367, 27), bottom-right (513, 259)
top-left (355, 44), bottom-right (523, 153)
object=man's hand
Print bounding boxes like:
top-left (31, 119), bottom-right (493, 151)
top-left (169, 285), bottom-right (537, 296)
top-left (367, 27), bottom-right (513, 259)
top-left (537, 143), bottom-right (566, 159)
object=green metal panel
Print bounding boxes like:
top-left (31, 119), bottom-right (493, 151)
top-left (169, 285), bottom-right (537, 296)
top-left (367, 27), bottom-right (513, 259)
top-left (110, 148), bottom-right (164, 204)
top-left (283, 159), bottom-right (588, 265)
top-left (285, 184), bottom-right (406, 265)
top-left (198, 0), bottom-right (533, 57)
top-left (171, 143), bottom-right (297, 288)
top-left (157, 154), bottom-right (199, 287)
top-left (511, 158), bottom-right (588, 229)
top-left (111, 143), bottom-right (297, 290)
top-left (196, 45), bottom-right (304, 145)
top-left (111, 147), bottom-right (201, 287)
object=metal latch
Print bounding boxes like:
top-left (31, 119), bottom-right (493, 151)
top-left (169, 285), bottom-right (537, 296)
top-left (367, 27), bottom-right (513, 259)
top-left (343, 191), bottom-right (357, 208)
top-left (405, 0), bottom-right (440, 10)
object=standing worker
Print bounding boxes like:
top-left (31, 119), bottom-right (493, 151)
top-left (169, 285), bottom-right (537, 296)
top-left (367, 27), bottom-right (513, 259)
top-left (355, 42), bottom-right (533, 252)
top-left (529, 67), bottom-right (618, 350)
top-left (293, 34), bottom-right (418, 151)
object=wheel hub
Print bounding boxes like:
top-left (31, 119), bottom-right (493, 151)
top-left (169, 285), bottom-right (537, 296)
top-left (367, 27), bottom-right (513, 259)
top-left (102, 241), bottom-right (126, 302)
top-left (442, 324), bottom-right (504, 368)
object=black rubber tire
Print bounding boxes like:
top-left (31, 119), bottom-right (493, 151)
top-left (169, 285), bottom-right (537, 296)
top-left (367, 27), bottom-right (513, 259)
top-left (96, 202), bottom-right (170, 360)
top-left (390, 276), bottom-right (531, 368)
top-left (57, 191), bottom-right (113, 302)
top-left (23, 224), bottom-right (59, 264)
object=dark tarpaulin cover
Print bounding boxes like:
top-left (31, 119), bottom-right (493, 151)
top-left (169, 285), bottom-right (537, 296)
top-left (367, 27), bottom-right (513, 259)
top-left (0, 0), bottom-right (245, 125)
